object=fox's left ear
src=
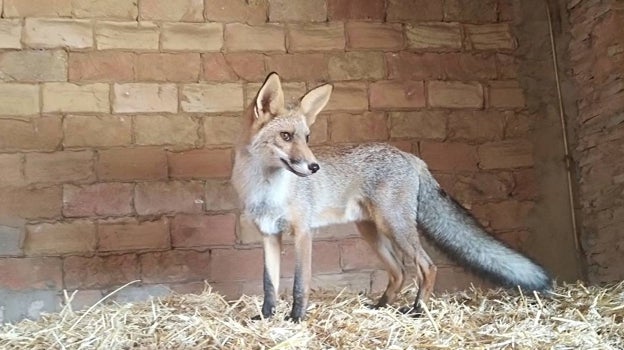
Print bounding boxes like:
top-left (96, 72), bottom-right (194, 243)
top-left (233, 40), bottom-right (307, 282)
top-left (300, 84), bottom-right (333, 126)
top-left (254, 72), bottom-right (285, 124)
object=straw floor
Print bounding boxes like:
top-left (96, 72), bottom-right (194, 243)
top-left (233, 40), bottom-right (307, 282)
top-left (1, 281), bottom-right (622, 349)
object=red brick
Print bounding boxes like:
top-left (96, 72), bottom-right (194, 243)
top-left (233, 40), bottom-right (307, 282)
top-left (135, 181), bottom-right (204, 215)
top-left (478, 140), bottom-right (533, 169)
top-left (25, 151), bottom-right (94, 184)
top-left (328, 52), bottom-right (385, 80)
top-left (203, 116), bottom-right (241, 145)
top-left (63, 115), bottom-right (132, 148)
top-left (168, 149), bottom-right (233, 179)
top-left (328, 0), bottom-right (384, 20)
top-left (389, 111), bottom-right (447, 140)
top-left (266, 53), bottom-right (328, 81)
top-left (0, 116), bottom-right (62, 152)
top-left (113, 83), bottom-right (178, 114)
top-left (406, 23), bottom-right (462, 50)
top-left (472, 200), bottom-right (534, 230)
top-left (204, 0), bottom-right (268, 24)
top-left (369, 81), bottom-right (426, 110)
top-left (201, 53), bottom-right (238, 81)
top-left (420, 142), bottom-right (479, 171)
top-left (451, 172), bottom-right (514, 203)
top-left (447, 111), bottom-right (505, 142)
top-left (428, 81), bottom-right (484, 108)
top-left (224, 53), bottom-right (267, 81)
top-left (387, 52), bottom-right (497, 80)
top-left (180, 83), bottom-right (244, 112)
top-left (287, 23), bottom-right (345, 52)
top-left (211, 248), bottom-right (263, 281)
top-left (465, 23), bottom-right (516, 50)
top-left (488, 81), bottom-right (526, 108)
top-left (224, 23), bottom-right (285, 52)
top-left (24, 220), bottom-right (96, 256)
top-left (346, 22), bottom-right (404, 50)
top-left (63, 254), bottom-right (139, 289)
top-left (0, 154), bottom-right (24, 187)
top-left (444, 0), bottom-right (497, 22)
top-left (497, 53), bottom-right (519, 79)
top-left (281, 241), bottom-right (342, 276)
top-left (324, 82), bottom-right (368, 111)
top-left (137, 53), bottom-right (200, 82)
top-left (98, 218), bottom-right (170, 252)
top-left (329, 112), bottom-right (388, 142)
top-left (96, 148), bottom-right (167, 181)
top-left (140, 250), bottom-right (211, 283)
top-left (340, 238), bottom-right (383, 271)
top-left (171, 214), bottom-right (236, 248)
top-left (0, 186), bottom-right (62, 220)
top-left (0, 257), bottom-right (62, 290)
top-left (268, 0), bottom-right (326, 22)
top-left (134, 115), bottom-right (200, 147)
top-left (205, 180), bottom-right (238, 211)
top-left (69, 52), bottom-right (135, 82)
top-left (512, 169), bottom-right (538, 200)
top-left (140, 0), bottom-right (203, 21)
top-left (496, 230), bottom-right (530, 249)
top-left (63, 183), bottom-right (133, 218)
top-left (387, 0), bottom-right (443, 21)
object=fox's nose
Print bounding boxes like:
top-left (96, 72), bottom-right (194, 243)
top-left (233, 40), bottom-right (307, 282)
top-left (308, 163), bottom-right (320, 173)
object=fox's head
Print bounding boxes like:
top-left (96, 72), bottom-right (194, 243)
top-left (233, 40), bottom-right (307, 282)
top-left (243, 72), bottom-right (333, 177)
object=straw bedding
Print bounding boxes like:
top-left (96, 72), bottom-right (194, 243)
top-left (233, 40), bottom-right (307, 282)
top-left (1, 281), bottom-right (622, 349)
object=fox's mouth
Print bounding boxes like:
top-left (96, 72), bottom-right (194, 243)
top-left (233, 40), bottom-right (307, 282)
top-left (280, 158), bottom-right (311, 177)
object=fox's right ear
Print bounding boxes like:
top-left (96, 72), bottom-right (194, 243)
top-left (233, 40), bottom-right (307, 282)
top-left (254, 72), bottom-right (284, 124)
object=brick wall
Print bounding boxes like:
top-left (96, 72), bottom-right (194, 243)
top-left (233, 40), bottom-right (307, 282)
top-left (0, 0), bottom-right (555, 322)
top-left (565, 0), bottom-right (624, 283)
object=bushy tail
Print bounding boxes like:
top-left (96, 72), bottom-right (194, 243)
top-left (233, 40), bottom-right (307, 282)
top-left (417, 172), bottom-right (552, 292)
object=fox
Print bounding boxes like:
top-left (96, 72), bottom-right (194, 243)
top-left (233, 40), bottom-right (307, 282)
top-left (231, 72), bottom-right (553, 322)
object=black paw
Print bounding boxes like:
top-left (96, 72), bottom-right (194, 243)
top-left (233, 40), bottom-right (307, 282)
top-left (398, 305), bottom-right (424, 318)
top-left (285, 313), bottom-right (303, 323)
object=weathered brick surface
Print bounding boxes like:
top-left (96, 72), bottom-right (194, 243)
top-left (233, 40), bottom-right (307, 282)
top-left (420, 142), bottom-right (479, 171)
top-left (24, 220), bottom-right (96, 256)
top-left (224, 24), bottom-right (285, 52)
top-left (23, 18), bottom-right (92, 49)
top-left (447, 110), bottom-right (505, 142)
top-left (488, 81), bottom-right (526, 108)
top-left (98, 218), bottom-right (170, 251)
top-left (472, 200), bottom-right (534, 230)
top-left (211, 248), bottom-right (263, 281)
top-left (0, 186), bottom-right (62, 220)
top-left (96, 147), bottom-right (168, 181)
top-left (203, 116), bottom-right (241, 145)
top-left (25, 151), bottom-right (94, 184)
top-left (69, 52), bottom-right (135, 82)
top-left (465, 23), bottom-right (516, 50)
top-left (0, 257), bottom-right (62, 290)
top-left (137, 53), bottom-right (200, 82)
top-left (478, 140), bottom-right (534, 169)
top-left (71, 0), bottom-right (138, 19)
top-left (168, 149), bottom-right (233, 179)
top-left (387, 52), bottom-right (497, 80)
top-left (389, 111), bottom-right (447, 140)
top-left (324, 82), bottom-right (368, 111)
top-left (161, 23), bottom-right (223, 51)
top-left (181, 83), bottom-right (244, 112)
top-left (369, 81), bottom-right (426, 110)
top-left (328, 0), bottom-right (385, 20)
top-left (63, 183), bottom-right (133, 218)
top-left (113, 83), bottom-right (178, 113)
top-left (140, 250), bottom-right (211, 283)
top-left (330, 112), bottom-right (388, 142)
top-left (0, 225), bottom-right (23, 257)
top-left (0, 116), bottom-right (61, 151)
top-left (134, 115), bottom-right (200, 147)
top-left (140, 0), bottom-right (204, 21)
top-left (444, 0), bottom-right (498, 22)
top-left (266, 53), bottom-right (328, 81)
top-left (0, 84), bottom-right (40, 116)
top-left (340, 238), bottom-right (384, 271)
top-left (287, 23), bottom-right (345, 52)
top-left (3, 0), bottom-right (72, 17)
top-left (268, 0), bottom-right (326, 22)
top-left (0, 50), bottom-right (66, 82)
top-left (428, 81), bottom-right (484, 108)
top-left (387, 0), bottom-right (443, 21)
top-left (204, 0), bottom-right (268, 24)
top-left (328, 52), bottom-right (385, 80)
top-left (346, 22), bottom-right (404, 50)
top-left (42, 83), bottom-right (110, 113)
top-left (135, 181), bottom-right (204, 215)
top-left (217, 53), bottom-right (267, 81)
top-left (95, 21), bottom-right (159, 50)
top-left (64, 115), bottom-right (132, 147)
top-left (406, 23), bottom-right (462, 50)
top-left (171, 214), bottom-right (236, 247)
top-left (0, 154), bottom-right (24, 187)
top-left (205, 180), bottom-right (238, 211)
top-left (63, 254), bottom-right (139, 289)
top-left (0, 19), bottom-right (22, 49)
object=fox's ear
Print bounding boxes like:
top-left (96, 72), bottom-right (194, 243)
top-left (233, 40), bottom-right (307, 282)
top-left (254, 72), bottom-right (284, 124)
top-left (300, 83), bottom-right (333, 126)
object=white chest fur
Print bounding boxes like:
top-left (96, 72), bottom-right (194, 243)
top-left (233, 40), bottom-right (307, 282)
top-left (243, 171), bottom-right (291, 235)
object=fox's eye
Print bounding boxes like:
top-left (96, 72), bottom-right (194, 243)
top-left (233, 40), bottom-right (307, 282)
top-left (305, 134), bottom-right (310, 143)
top-left (280, 132), bottom-right (292, 142)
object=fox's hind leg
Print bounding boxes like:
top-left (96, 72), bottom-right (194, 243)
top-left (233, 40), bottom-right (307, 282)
top-left (400, 241), bottom-right (437, 316)
top-left (356, 221), bottom-right (405, 308)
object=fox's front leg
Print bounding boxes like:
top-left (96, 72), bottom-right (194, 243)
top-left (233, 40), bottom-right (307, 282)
top-left (255, 234), bottom-right (282, 319)
top-left (289, 230), bottom-right (312, 322)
